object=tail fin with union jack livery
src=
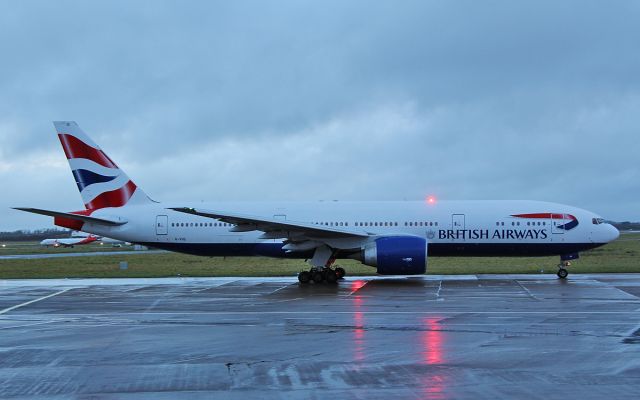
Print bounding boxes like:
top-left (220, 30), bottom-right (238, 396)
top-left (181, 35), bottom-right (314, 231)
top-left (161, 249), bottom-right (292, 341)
top-left (53, 121), bottom-right (154, 210)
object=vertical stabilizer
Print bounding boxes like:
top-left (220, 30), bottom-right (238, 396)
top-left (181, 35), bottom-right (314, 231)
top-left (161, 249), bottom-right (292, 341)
top-left (53, 121), bottom-right (154, 209)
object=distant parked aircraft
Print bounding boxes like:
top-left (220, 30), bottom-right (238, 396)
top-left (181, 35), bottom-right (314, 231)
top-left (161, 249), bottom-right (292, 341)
top-left (40, 235), bottom-right (99, 248)
top-left (18, 122), bottom-right (619, 281)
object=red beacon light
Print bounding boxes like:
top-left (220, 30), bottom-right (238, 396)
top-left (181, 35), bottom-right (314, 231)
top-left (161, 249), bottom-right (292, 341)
top-left (426, 195), bottom-right (437, 205)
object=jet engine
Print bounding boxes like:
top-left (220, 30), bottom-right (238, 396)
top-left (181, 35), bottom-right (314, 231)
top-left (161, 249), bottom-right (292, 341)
top-left (361, 236), bottom-right (428, 275)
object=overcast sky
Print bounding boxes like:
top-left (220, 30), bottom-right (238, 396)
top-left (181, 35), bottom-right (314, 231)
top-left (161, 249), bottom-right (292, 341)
top-left (1, 0), bottom-right (639, 230)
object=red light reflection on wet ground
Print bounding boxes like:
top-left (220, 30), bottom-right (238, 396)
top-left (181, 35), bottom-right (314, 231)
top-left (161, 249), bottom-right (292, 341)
top-left (349, 280), bottom-right (367, 294)
top-left (421, 317), bottom-right (448, 399)
top-left (422, 317), bottom-right (444, 365)
top-left (351, 280), bottom-right (367, 364)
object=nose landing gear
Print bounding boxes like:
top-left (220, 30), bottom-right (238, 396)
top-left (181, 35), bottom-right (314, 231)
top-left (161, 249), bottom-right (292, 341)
top-left (557, 260), bottom-right (571, 279)
top-left (557, 253), bottom-right (579, 279)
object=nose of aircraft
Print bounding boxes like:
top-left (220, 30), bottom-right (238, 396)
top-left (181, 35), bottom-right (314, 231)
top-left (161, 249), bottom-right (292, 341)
top-left (605, 224), bottom-right (620, 243)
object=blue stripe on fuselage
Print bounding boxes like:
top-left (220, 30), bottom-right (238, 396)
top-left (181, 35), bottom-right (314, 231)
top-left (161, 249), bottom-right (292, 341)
top-left (558, 219), bottom-right (579, 230)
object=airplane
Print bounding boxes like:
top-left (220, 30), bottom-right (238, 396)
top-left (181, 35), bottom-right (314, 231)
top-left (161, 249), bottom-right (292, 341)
top-left (16, 121), bottom-right (619, 282)
top-left (40, 234), bottom-right (99, 248)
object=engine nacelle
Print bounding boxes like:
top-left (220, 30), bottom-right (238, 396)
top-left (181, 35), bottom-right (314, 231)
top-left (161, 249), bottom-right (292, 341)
top-left (362, 236), bottom-right (428, 275)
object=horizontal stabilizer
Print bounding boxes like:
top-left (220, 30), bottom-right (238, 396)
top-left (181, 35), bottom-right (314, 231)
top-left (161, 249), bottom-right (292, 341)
top-left (13, 208), bottom-right (127, 226)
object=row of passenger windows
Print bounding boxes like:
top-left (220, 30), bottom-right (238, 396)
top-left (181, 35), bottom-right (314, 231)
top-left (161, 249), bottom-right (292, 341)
top-left (312, 221), bottom-right (439, 227)
top-left (172, 221), bottom-right (550, 229)
top-left (171, 222), bottom-right (232, 228)
top-left (173, 221), bottom-right (440, 229)
top-left (496, 221), bottom-right (546, 226)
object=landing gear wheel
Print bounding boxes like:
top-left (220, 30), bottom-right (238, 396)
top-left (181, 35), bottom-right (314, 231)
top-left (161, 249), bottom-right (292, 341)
top-left (298, 271), bottom-right (311, 284)
top-left (335, 267), bottom-right (346, 279)
top-left (325, 269), bottom-right (338, 284)
top-left (557, 268), bottom-right (568, 279)
top-left (312, 271), bottom-right (324, 283)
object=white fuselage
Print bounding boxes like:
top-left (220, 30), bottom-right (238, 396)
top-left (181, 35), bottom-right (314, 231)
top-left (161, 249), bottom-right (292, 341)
top-left (75, 200), bottom-right (619, 260)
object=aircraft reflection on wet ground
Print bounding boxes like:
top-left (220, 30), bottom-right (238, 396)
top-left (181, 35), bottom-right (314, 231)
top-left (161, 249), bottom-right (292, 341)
top-left (1, 274), bottom-right (640, 399)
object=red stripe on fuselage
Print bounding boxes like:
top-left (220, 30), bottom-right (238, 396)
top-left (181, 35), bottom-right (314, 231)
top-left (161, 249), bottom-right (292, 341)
top-left (58, 134), bottom-right (118, 168)
top-left (511, 213), bottom-right (576, 220)
top-left (85, 180), bottom-right (137, 210)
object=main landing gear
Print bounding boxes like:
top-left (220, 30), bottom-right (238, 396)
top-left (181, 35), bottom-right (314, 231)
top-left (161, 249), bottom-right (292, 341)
top-left (298, 245), bottom-right (346, 284)
top-left (298, 266), bottom-right (346, 284)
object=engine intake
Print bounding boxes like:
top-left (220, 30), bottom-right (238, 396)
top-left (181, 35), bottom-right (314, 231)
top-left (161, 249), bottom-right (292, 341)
top-left (362, 236), bottom-right (427, 275)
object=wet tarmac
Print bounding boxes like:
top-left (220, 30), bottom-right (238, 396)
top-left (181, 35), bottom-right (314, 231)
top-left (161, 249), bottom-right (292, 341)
top-left (1, 274), bottom-right (640, 399)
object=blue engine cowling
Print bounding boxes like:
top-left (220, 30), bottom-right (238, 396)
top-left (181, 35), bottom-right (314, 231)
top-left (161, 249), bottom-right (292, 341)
top-left (362, 236), bottom-right (428, 275)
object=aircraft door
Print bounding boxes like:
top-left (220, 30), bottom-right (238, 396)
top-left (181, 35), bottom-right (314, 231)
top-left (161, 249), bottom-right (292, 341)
top-left (551, 214), bottom-right (565, 234)
top-left (452, 214), bottom-right (465, 229)
top-left (156, 215), bottom-right (168, 235)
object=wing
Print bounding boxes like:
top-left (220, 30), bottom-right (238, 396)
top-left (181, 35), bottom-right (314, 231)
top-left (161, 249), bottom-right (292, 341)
top-left (168, 207), bottom-right (369, 240)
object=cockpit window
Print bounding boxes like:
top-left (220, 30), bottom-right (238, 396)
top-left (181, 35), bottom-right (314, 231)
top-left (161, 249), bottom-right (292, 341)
top-left (592, 218), bottom-right (606, 225)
